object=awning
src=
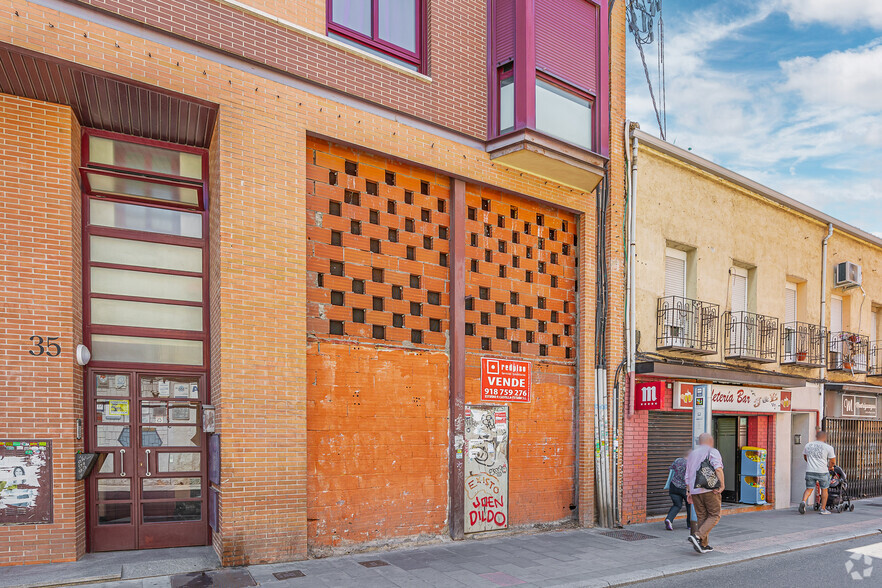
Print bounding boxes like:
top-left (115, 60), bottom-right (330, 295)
top-left (825, 383), bottom-right (882, 395)
top-left (636, 361), bottom-right (807, 388)
top-left (0, 41), bottom-right (217, 146)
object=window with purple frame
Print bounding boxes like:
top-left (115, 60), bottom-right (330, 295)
top-left (328, 0), bottom-right (423, 71)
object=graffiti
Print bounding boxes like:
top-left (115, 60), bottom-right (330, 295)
top-left (0, 440), bottom-right (53, 524)
top-left (464, 406), bottom-right (508, 533)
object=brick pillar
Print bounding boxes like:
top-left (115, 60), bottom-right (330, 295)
top-left (0, 94), bottom-right (84, 564)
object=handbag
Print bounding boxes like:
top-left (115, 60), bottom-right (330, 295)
top-left (663, 469), bottom-right (674, 490)
top-left (694, 454), bottom-right (721, 490)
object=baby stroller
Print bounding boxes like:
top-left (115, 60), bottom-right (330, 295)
top-left (814, 465), bottom-right (854, 513)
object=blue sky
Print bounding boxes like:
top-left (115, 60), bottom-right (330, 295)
top-left (626, 0), bottom-right (882, 234)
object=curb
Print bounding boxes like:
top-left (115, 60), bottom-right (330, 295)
top-left (597, 527), bottom-right (882, 587)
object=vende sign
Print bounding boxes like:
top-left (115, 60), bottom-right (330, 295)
top-left (635, 381), bottom-right (664, 410)
top-left (674, 383), bottom-right (791, 413)
top-left (481, 357), bottom-right (531, 403)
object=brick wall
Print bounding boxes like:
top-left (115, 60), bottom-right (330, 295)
top-left (305, 138), bottom-right (451, 554)
top-left (2, 0), bottom-right (609, 565)
top-left (463, 185), bottom-right (579, 526)
top-left (74, 0), bottom-right (487, 138)
top-left (0, 94), bottom-right (84, 565)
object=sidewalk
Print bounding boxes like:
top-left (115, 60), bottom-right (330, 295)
top-left (5, 499), bottom-right (882, 588)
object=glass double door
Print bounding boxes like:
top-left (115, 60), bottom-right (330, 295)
top-left (88, 370), bottom-right (208, 551)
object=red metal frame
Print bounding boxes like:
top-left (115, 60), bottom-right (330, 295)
top-left (81, 127), bottom-right (211, 552)
top-left (326, 0), bottom-right (425, 72)
top-left (81, 168), bottom-right (205, 209)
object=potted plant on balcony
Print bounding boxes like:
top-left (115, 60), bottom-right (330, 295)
top-left (797, 350), bottom-right (808, 362)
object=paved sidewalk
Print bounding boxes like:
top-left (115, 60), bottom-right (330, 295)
top-left (5, 499), bottom-right (882, 588)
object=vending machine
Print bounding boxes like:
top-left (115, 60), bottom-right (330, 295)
top-left (739, 446), bottom-right (767, 504)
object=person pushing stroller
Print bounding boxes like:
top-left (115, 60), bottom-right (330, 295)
top-left (798, 430), bottom-right (835, 515)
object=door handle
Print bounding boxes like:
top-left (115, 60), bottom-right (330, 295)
top-left (145, 449), bottom-right (152, 477)
top-left (119, 449), bottom-right (126, 477)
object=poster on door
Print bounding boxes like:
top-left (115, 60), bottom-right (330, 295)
top-left (464, 404), bottom-right (509, 534)
top-left (0, 440), bottom-right (53, 524)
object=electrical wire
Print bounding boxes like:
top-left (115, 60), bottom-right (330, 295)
top-left (627, 0), bottom-right (666, 139)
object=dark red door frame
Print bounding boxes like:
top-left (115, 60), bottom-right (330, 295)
top-left (80, 127), bottom-right (212, 552)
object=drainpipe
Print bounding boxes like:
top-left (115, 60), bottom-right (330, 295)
top-left (820, 223), bottom-right (833, 423)
top-left (626, 121), bottom-right (639, 417)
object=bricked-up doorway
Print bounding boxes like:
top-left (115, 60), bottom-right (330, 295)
top-left (81, 129), bottom-right (210, 551)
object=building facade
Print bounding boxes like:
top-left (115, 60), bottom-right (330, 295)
top-left (0, 0), bottom-right (626, 566)
top-left (622, 130), bottom-right (882, 525)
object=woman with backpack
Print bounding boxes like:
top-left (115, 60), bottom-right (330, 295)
top-left (685, 433), bottom-right (725, 554)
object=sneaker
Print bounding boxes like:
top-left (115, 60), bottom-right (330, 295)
top-left (798, 501), bottom-right (806, 514)
top-left (688, 534), bottom-right (704, 554)
top-left (665, 519), bottom-right (673, 531)
top-left (819, 509), bottom-right (831, 515)
top-left (703, 545), bottom-right (714, 552)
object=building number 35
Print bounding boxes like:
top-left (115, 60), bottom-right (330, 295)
top-left (29, 335), bottom-right (61, 357)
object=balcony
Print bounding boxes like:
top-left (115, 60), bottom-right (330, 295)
top-left (780, 322), bottom-right (827, 367)
top-left (656, 296), bottom-right (719, 355)
top-left (828, 332), bottom-right (869, 373)
top-left (722, 311), bottom-right (778, 363)
top-left (867, 342), bottom-right (882, 376)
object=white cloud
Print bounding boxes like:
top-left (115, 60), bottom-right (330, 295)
top-left (778, 0), bottom-right (882, 30)
top-left (627, 1), bottom-right (882, 234)
top-left (781, 41), bottom-right (882, 112)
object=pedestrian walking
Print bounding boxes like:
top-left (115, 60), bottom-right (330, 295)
top-left (664, 451), bottom-right (691, 531)
top-left (798, 429), bottom-right (836, 515)
top-left (685, 433), bottom-right (724, 554)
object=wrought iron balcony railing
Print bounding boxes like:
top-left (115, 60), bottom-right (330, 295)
top-left (828, 331), bottom-right (869, 373)
top-left (722, 311), bottom-right (779, 362)
top-left (656, 296), bottom-right (719, 355)
top-left (780, 322), bottom-right (827, 367)
top-left (868, 342), bottom-right (882, 376)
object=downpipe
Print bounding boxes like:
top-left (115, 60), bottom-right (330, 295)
top-left (820, 224), bottom-right (833, 422)
top-left (626, 121), bottom-right (639, 417)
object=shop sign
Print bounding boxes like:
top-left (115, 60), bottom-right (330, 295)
top-left (674, 383), bottom-right (789, 413)
top-left (842, 394), bottom-right (878, 419)
top-left (481, 357), bottom-right (531, 403)
top-left (635, 381), bottom-right (664, 410)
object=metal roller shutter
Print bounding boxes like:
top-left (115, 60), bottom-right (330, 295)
top-left (646, 411), bottom-right (693, 516)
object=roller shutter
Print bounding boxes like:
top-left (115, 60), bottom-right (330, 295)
top-left (646, 411), bottom-right (692, 516)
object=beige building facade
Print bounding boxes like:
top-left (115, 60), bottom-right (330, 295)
top-left (622, 129), bottom-right (882, 525)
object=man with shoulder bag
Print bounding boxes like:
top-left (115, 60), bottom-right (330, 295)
top-left (685, 433), bottom-right (724, 554)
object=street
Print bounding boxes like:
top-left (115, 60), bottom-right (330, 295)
top-left (637, 534), bottom-right (882, 587)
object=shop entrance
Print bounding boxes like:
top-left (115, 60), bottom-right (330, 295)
top-left (88, 371), bottom-right (208, 551)
top-left (712, 416), bottom-right (745, 502)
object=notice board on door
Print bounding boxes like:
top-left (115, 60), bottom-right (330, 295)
top-left (0, 440), bottom-right (53, 524)
top-left (464, 405), bottom-right (509, 534)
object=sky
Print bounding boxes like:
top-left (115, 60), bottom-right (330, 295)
top-left (625, 0), bottom-right (882, 235)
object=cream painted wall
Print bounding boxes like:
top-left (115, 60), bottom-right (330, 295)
top-left (636, 144), bottom-right (882, 386)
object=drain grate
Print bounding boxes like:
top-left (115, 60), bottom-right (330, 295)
top-left (273, 570), bottom-right (306, 580)
top-left (599, 530), bottom-right (658, 541)
top-left (170, 570), bottom-right (257, 588)
top-left (358, 560), bottom-right (390, 568)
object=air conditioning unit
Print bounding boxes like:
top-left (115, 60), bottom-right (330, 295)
top-left (834, 261), bottom-right (862, 289)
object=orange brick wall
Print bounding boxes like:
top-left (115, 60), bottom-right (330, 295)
top-left (463, 186), bottom-right (579, 525)
top-left (306, 343), bottom-right (449, 554)
top-left (0, 94), bottom-right (84, 565)
top-left (305, 139), bottom-right (450, 554)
